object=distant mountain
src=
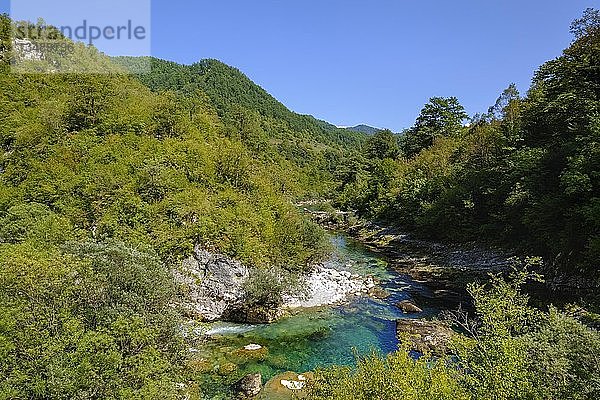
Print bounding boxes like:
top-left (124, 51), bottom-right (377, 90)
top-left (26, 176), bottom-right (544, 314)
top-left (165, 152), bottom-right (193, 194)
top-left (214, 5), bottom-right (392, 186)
top-left (112, 57), bottom-right (368, 148)
top-left (343, 124), bottom-right (381, 135)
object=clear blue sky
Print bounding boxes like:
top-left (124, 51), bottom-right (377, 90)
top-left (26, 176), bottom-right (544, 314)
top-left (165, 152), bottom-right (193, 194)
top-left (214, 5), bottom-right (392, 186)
top-left (2, 0), bottom-right (597, 131)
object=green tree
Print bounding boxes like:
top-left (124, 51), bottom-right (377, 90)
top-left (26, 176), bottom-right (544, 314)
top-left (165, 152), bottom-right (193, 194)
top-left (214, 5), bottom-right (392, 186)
top-left (401, 97), bottom-right (467, 157)
top-left (487, 83), bottom-right (522, 143)
top-left (0, 14), bottom-right (12, 68)
top-left (365, 129), bottom-right (400, 159)
top-left (571, 7), bottom-right (600, 39)
top-left (0, 241), bottom-right (183, 399)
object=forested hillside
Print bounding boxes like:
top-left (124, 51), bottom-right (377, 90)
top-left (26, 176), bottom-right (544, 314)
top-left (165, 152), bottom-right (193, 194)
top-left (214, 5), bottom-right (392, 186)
top-left (113, 56), bottom-right (366, 168)
top-left (343, 124), bottom-right (381, 135)
top-left (0, 14), bottom-right (362, 398)
top-left (336, 10), bottom-right (600, 291)
top-left (1, 8), bottom-right (599, 400)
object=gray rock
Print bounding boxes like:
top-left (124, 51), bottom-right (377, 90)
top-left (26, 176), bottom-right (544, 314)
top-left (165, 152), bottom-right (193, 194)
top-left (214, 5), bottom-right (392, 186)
top-left (175, 246), bottom-right (371, 324)
top-left (174, 245), bottom-right (249, 322)
top-left (234, 373), bottom-right (262, 398)
top-left (396, 300), bottom-right (423, 314)
top-left (223, 304), bottom-right (285, 324)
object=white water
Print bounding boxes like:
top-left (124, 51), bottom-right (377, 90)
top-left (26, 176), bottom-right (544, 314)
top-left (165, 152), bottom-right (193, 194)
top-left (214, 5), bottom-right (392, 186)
top-left (204, 323), bottom-right (257, 336)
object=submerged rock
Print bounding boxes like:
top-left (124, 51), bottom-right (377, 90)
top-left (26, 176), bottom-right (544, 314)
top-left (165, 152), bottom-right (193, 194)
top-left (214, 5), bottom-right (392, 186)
top-left (396, 300), bottom-right (423, 314)
top-left (261, 371), bottom-right (313, 400)
top-left (232, 345), bottom-right (269, 363)
top-left (217, 362), bottom-right (238, 376)
top-left (368, 285), bottom-right (392, 299)
top-left (187, 357), bottom-right (213, 374)
top-left (396, 319), bottom-right (455, 354)
top-left (234, 373), bottom-right (262, 398)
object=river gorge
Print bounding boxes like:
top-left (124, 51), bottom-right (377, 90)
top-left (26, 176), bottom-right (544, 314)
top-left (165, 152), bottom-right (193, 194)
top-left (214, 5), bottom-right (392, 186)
top-left (185, 228), bottom-right (512, 399)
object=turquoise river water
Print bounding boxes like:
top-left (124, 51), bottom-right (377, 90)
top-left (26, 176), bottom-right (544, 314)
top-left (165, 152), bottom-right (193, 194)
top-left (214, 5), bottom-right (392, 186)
top-left (196, 232), bottom-right (450, 398)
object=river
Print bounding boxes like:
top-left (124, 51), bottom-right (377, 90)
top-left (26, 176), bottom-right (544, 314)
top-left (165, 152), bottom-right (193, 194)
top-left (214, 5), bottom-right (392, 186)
top-left (194, 231), bottom-right (465, 398)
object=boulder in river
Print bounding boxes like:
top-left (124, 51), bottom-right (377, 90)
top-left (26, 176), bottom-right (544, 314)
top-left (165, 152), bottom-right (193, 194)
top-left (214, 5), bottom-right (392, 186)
top-left (368, 285), bottom-right (392, 299)
top-left (234, 373), bottom-right (262, 398)
top-left (223, 303), bottom-right (285, 324)
top-left (261, 372), bottom-right (313, 400)
top-left (396, 300), bottom-right (423, 314)
top-left (396, 319), bottom-right (455, 354)
top-left (231, 344), bottom-right (269, 363)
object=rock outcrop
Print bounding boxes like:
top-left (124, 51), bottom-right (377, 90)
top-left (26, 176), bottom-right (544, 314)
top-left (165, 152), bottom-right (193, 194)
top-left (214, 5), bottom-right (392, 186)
top-left (231, 344), bottom-right (269, 363)
top-left (174, 245), bottom-right (249, 322)
top-left (175, 246), bottom-right (372, 323)
top-left (396, 300), bottom-right (423, 314)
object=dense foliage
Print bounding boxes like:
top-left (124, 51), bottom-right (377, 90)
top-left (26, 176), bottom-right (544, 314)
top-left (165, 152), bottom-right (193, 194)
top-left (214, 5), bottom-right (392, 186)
top-left (336, 10), bottom-right (600, 289)
top-left (113, 56), bottom-right (366, 175)
top-left (0, 241), bottom-right (184, 399)
top-left (1, 9), bottom-right (600, 399)
top-left (0, 14), bottom-right (349, 398)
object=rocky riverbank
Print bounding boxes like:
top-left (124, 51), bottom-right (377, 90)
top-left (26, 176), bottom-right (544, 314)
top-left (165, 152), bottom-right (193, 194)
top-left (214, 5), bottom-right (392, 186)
top-left (302, 208), bottom-right (515, 308)
top-left (304, 207), bottom-right (600, 300)
top-left (347, 220), bottom-right (514, 302)
top-left (173, 244), bottom-right (381, 324)
top-left (283, 265), bottom-right (376, 309)
top-left (395, 319), bottom-right (455, 354)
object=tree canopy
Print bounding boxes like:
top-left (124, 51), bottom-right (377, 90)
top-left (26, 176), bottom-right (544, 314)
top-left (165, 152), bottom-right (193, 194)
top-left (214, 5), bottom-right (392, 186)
top-left (401, 96), bottom-right (468, 158)
top-left (336, 10), bottom-right (600, 289)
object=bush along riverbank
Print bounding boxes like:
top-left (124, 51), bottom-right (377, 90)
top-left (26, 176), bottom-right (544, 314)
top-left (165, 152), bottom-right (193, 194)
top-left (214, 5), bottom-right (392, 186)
top-left (304, 269), bottom-right (600, 400)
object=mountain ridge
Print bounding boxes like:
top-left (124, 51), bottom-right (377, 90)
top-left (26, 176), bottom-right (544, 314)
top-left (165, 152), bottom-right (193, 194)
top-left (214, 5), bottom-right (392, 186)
top-left (341, 124), bottom-right (381, 135)
top-left (112, 56), bottom-right (368, 148)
